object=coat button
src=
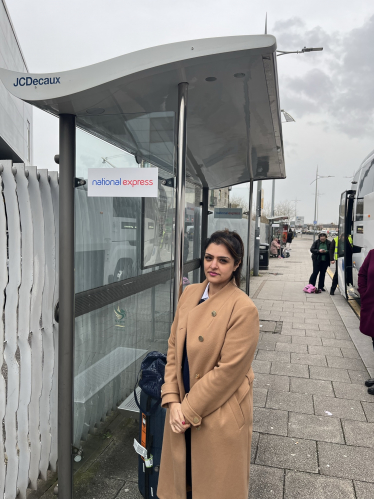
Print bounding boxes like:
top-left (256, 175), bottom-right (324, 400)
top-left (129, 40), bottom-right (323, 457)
top-left (212, 311), bottom-right (217, 317)
top-left (193, 417), bottom-right (199, 424)
top-left (198, 336), bottom-right (204, 342)
top-left (195, 374), bottom-right (200, 379)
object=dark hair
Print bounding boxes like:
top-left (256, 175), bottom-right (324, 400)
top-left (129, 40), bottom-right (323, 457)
top-left (203, 229), bottom-right (244, 287)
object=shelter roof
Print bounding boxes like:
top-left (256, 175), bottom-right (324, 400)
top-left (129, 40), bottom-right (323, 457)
top-left (0, 35), bottom-right (285, 188)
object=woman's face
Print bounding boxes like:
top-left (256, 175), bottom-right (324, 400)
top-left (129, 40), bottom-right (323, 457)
top-left (204, 243), bottom-right (239, 286)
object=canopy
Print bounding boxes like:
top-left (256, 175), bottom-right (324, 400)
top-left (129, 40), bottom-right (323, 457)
top-left (0, 35), bottom-right (285, 188)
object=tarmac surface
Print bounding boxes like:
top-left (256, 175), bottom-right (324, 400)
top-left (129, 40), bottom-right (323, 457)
top-left (35, 236), bottom-right (374, 499)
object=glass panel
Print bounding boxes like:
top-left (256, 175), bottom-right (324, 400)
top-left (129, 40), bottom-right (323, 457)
top-left (73, 125), bottom-right (175, 498)
top-left (338, 193), bottom-right (346, 257)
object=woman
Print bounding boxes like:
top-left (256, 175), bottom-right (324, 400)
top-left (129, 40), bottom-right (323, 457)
top-left (358, 249), bottom-right (374, 395)
top-left (158, 230), bottom-right (259, 499)
top-left (270, 237), bottom-right (281, 258)
top-left (309, 232), bottom-right (331, 292)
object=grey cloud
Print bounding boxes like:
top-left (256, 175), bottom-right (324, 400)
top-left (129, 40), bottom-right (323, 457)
top-left (274, 15), bottom-right (374, 138)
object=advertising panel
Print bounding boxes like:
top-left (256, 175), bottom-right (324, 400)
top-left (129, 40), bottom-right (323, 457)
top-left (88, 168), bottom-right (158, 197)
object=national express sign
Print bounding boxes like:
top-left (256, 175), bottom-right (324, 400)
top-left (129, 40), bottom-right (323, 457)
top-left (87, 168), bottom-right (158, 197)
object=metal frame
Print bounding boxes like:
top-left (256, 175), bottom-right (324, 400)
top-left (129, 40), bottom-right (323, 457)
top-left (200, 187), bottom-right (209, 282)
top-left (173, 82), bottom-right (188, 314)
top-left (245, 179), bottom-right (254, 295)
top-left (58, 114), bottom-right (76, 499)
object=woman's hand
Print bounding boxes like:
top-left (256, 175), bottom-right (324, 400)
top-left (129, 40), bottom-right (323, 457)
top-left (169, 402), bottom-right (190, 433)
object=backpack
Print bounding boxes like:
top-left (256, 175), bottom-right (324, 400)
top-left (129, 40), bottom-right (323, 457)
top-left (303, 284), bottom-right (317, 294)
top-left (134, 351), bottom-right (167, 415)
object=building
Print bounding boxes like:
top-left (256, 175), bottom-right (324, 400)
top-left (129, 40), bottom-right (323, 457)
top-left (0, 0), bottom-right (32, 164)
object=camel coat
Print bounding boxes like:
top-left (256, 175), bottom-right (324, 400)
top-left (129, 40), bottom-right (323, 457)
top-left (157, 280), bottom-right (259, 499)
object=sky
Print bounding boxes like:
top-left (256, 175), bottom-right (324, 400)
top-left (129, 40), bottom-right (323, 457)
top-left (6, 0), bottom-right (374, 224)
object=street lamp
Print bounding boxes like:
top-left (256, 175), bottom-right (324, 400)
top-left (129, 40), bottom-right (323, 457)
top-left (310, 167), bottom-right (334, 241)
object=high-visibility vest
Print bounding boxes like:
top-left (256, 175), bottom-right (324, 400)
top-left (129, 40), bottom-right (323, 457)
top-left (334, 235), bottom-right (353, 260)
top-left (334, 237), bottom-right (338, 260)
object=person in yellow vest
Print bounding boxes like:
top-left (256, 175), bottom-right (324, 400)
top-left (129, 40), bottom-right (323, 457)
top-left (329, 234), bottom-right (353, 295)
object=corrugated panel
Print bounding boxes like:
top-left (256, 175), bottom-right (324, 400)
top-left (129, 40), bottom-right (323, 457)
top-left (14, 164), bottom-right (33, 499)
top-left (2, 162), bottom-right (21, 499)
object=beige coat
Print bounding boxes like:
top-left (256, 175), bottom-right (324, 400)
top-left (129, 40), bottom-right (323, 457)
top-left (158, 280), bottom-right (259, 499)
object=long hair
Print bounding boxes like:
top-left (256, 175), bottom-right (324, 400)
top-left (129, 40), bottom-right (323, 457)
top-left (203, 229), bottom-right (244, 287)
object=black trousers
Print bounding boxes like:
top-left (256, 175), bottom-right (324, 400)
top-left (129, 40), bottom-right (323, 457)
top-left (331, 263), bottom-right (338, 292)
top-left (309, 260), bottom-right (329, 290)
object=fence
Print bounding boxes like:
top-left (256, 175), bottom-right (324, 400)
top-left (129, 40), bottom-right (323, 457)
top-left (0, 161), bottom-right (59, 499)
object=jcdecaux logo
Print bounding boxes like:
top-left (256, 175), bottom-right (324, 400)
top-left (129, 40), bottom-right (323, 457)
top-left (14, 76), bottom-right (61, 87)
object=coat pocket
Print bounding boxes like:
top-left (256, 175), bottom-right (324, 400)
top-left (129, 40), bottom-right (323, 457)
top-left (228, 377), bottom-right (251, 430)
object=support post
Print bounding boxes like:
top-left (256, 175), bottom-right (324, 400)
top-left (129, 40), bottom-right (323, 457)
top-left (245, 179), bottom-right (254, 295)
top-left (313, 167), bottom-right (318, 242)
top-left (270, 179), bottom-right (275, 241)
top-left (173, 83), bottom-right (188, 314)
top-left (200, 187), bottom-right (209, 282)
top-left (253, 180), bottom-right (262, 276)
top-left (58, 114), bottom-right (76, 499)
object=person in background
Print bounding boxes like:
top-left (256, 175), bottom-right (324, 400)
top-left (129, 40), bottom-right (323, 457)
top-left (309, 232), bottom-right (331, 292)
top-left (357, 249), bottom-right (374, 395)
top-left (286, 228), bottom-right (293, 250)
top-left (270, 237), bottom-right (281, 258)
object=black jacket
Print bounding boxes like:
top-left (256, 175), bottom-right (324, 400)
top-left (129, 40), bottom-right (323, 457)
top-left (310, 239), bottom-right (331, 265)
top-left (286, 232), bottom-right (293, 243)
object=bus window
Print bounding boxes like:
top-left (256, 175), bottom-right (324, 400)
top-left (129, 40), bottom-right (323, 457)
top-left (338, 192), bottom-right (346, 257)
top-left (358, 159), bottom-right (374, 198)
top-left (355, 198), bottom-right (364, 221)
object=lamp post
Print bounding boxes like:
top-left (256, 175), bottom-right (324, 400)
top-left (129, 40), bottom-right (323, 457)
top-left (310, 166), bottom-right (334, 241)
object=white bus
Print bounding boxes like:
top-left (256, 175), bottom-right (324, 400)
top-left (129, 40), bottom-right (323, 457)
top-left (338, 149), bottom-right (374, 299)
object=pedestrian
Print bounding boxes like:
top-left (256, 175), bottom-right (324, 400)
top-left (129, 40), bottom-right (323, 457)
top-left (158, 229), bottom-right (259, 499)
top-left (270, 237), bottom-right (281, 258)
top-left (357, 250), bottom-right (374, 395)
top-left (309, 232), bottom-right (331, 292)
top-left (286, 228), bottom-right (293, 250)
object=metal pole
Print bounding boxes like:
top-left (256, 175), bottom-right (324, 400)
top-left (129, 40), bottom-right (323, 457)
top-left (173, 82), bottom-right (188, 314)
top-left (253, 180), bottom-right (262, 276)
top-left (245, 179), bottom-right (254, 295)
top-left (270, 179), bottom-right (275, 242)
top-left (58, 114), bottom-right (76, 499)
top-left (200, 187), bottom-right (209, 282)
top-left (313, 167), bottom-right (318, 242)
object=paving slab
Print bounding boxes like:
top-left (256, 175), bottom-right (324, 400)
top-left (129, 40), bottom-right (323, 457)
top-left (308, 345), bottom-right (342, 357)
top-left (284, 470), bottom-right (355, 499)
top-left (293, 323), bottom-right (320, 331)
top-left (348, 370), bottom-right (369, 384)
top-left (309, 365), bottom-right (350, 382)
top-left (253, 388), bottom-right (268, 408)
top-left (362, 402), bottom-right (374, 422)
top-left (266, 391), bottom-right (314, 414)
top-left (252, 359), bottom-right (271, 374)
top-left (354, 480), bottom-right (374, 499)
top-left (256, 350), bottom-right (290, 363)
top-left (304, 328), bottom-right (336, 339)
top-left (251, 431), bottom-right (260, 464)
top-left (116, 481), bottom-right (142, 499)
top-left (340, 347), bottom-right (361, 359)
top-left (333, 382), bottom-right (373, 402)
top-left (255, 434), bottom-right (318, 473)
top-left (313, 395), bottom-right (367, 421)
top-left (290, 377), bottom-right (334, 397)
top-left (291, 352), bottom-right (327, 367)
top-left (253, 407), bottom-right (288, 436)
top-left (275, 343), bottom-right (308, 354)
top-left (292, 336), bottom-right (322, 346)
top-left (271, 361), bottom-right (310, 378)
top-left (323, 338), bottom-right (356, 349)
top-left (342, 420), bottom-right (374, 448)
top-left (281, 327), bottom-right (306, 337)
top-left (326, 356), bottom-right (367, 372)
top-left (288, 412), bottom-right (344, 444)
top-left (248, 464), bottom-right (284, 499)
top-left (318, 441), bottom-right (374, 482)
top-left (253, 373), bottom-right (290, 392)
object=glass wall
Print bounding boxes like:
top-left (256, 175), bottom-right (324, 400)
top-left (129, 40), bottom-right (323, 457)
top-left (73, 127), bottom-right (201, 497)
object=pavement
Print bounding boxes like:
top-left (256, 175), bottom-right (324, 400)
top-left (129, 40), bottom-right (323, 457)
top-left (36, 236), bottom-right (374, 499)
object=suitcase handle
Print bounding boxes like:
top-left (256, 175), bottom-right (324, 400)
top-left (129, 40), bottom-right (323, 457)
top-left (134, 388), bottom-right (161, 416)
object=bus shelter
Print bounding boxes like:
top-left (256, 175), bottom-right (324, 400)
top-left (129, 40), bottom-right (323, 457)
top-left (0, 35), bottom-right (285, 498)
